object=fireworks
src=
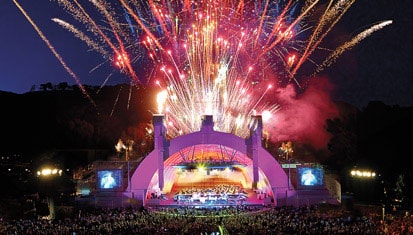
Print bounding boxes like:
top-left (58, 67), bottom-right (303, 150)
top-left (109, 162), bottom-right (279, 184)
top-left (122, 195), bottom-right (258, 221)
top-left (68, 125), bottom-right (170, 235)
top-left (15, 0), bottom-right (392, 139)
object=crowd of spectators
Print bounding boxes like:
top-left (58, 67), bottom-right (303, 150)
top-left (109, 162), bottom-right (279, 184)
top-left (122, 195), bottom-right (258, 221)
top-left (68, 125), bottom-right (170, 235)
top-left (0, 204), bottom-right (412, 234)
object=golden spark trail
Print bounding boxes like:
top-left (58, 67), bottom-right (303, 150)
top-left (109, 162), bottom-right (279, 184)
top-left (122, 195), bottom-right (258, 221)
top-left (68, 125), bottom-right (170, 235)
top-left (314, 20), bottom-right (393, 75)
top-left (258, 0), bottom-right (319, 65)
top-left (120, 0), bottom-right (164, 51)
top-left (254, 0), bottom-right (270, 49)
top-left (72, 0), bottom-right (140, 84)
top-left (52, 18), bottom-right (109, 58)
top-left (264, 0), bottom-right (293, 47)
top-left (290, 0), bottom-right (356, 81)
top-left (13, 0), bottom-right (95, 106)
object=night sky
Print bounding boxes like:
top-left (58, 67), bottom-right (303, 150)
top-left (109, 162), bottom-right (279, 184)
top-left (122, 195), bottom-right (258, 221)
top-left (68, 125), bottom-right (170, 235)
top-left (1, 0), bottom-right (412, 109)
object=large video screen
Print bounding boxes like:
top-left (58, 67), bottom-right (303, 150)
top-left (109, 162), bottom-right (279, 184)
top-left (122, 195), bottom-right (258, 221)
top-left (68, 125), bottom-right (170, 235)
top-left (297, 166), bottom-right (324, 188)
top-left (96, 169), bottom-right (123, 190)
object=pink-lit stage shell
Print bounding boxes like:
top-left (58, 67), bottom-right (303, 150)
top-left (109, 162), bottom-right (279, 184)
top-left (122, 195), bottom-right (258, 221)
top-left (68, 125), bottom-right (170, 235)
top-left (124, 115), bottom-right (295, 207)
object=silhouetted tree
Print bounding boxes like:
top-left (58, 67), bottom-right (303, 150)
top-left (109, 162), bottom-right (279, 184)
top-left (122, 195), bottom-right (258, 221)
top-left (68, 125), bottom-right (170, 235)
top-left (40, 82), bottom-right (53, 91)
top-left (325, 117), bottom-right (358, 171)
top-left (56, 82), bottom-right (68, 91)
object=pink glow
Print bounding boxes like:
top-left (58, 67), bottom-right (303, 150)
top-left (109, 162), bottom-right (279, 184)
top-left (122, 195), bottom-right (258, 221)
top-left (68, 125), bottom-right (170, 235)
top-left (266, 77), bottom-right (339, 149)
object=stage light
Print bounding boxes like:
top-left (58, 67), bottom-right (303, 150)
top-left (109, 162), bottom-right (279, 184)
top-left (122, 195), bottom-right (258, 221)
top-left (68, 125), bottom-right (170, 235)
top-left (350, 169), bottom-right (376, 178)
top-left (37, 167), bottom-right (62, 177)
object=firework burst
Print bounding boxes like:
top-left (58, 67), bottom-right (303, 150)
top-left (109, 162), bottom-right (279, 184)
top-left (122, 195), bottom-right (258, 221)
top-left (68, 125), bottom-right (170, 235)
top-left (15, 0), bottom-right (392, 139)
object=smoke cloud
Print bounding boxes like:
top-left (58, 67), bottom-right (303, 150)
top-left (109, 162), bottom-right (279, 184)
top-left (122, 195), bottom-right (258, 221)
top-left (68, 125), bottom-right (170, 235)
top-left (264, 76), bottom-right (339, 149)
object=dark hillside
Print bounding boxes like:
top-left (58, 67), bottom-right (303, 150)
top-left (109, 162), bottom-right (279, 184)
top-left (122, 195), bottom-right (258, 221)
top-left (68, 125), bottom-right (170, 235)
top-left (0, 85), bottom-right (157, 156)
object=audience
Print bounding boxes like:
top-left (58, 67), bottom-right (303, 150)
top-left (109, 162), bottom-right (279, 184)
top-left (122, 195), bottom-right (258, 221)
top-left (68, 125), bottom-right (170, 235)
top-left (1, 204), bottom-right (412, 234)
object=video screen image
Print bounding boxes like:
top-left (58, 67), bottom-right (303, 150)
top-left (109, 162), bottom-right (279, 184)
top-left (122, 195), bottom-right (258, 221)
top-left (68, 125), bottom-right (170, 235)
top-left (97, 169), bottom-right (123, 190)
top-left (297, 167), bottom-right (324, 187)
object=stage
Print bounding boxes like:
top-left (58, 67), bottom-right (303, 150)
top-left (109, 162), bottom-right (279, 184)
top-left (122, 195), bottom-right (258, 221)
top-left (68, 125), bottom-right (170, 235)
top-left (146, 188), bottom-right (273, 208)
